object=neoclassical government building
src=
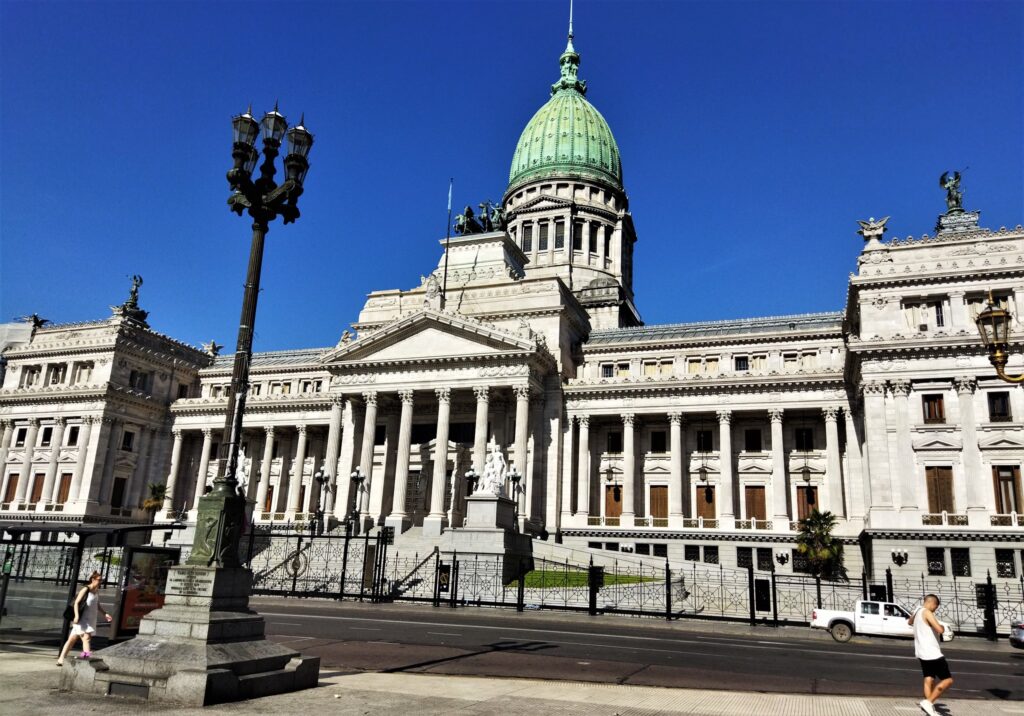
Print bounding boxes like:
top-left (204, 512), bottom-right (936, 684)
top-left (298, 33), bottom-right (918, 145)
top-left (2, 29), bottom-right (1022, 582)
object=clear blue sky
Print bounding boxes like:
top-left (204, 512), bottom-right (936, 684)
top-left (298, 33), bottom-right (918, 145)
top-left (2, 0), bottom-right (1022, 352)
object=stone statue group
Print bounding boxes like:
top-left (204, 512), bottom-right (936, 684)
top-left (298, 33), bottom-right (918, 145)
top-left (477, 441), bottom-right (509, 497)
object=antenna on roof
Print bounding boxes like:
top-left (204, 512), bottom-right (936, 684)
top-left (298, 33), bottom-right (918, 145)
top-left (568, 0), bottom-right (574, 40)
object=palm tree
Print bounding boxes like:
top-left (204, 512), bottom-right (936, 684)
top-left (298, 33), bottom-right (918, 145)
top-left (795, 509), bottom-right (848, 583)
top-left (142, 482), bottom-right (168, 523)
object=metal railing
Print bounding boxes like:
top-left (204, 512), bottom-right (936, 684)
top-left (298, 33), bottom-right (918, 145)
top-left (922, 512), bottom-right (969, 526)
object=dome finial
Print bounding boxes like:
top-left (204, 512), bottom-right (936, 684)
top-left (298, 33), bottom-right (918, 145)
top-left (552, 0), bottom-right (586, 95)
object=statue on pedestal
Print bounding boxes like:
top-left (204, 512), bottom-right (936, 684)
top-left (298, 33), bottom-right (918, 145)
top-left (940, 171), bottom-right (964, 213)
top-left (477, 442), bottom-right (508, 497)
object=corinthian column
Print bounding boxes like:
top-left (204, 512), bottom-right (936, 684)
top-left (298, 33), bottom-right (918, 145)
top-left (823, 407), bottom-right (844, 517)
top-left (621, 413), bottom-right (636, 526)
top-left (561, 416), bottom-right (576, 521)
top-left (255, 426), bottom-right (275, 516)
top-left (513, 385), bottom-right (530, 519)
top-left (14, 419), bottom-right (39, 505)
top-left (358, 392), bottom-right (379, 522)
top-left (192, 428), bottom-right (214, 510)
top-left (424, 387), bottom-right (451, 536)
top-left (472, 386), bottom-right (489, 474)
top-left (386, 389), bottom-right (415, 532)
top-left (957, 377), bottom-right (988, 525)
top-left (890, 380), bottom-right (917, 511)
top-left (668, 412), bottom-right (684, 525)
top-left (769, 409), bottom-right (788, 522)
top-left (287, 425), bottom-right (308, 515)
top-left (861, 380), bottom-right (894, 521)
top-left (323, 396), bottom-right (344, 513)
top-left (162, 428), bottom-right (184, 511)
top-left (717, 410), bottom-right (734, 527)
top-left (577, 415), bottom-right (590, 516)
top-left (68, 417), bottom-right (94, 502)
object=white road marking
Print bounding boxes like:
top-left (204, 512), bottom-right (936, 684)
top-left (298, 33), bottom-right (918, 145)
top-left (269, 621), bottom-right (302, 626)
top-left (427, 632), bottom-right (462, 637)
top-left (350, 627), bottom-right (382, 631)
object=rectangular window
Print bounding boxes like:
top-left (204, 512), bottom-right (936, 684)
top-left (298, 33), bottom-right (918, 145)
top-left (40, 426), bottom-right (53, 447)
top-left (734, 356), bottom-right (749, 372)
top-left (572, 221), bottom-right (583, 251)
top-left (993, 465), bottom-right (1022, 514)
top-left (588, 223), bottom-right (598, 254)
top-left (271, 440), bottom-right (280, 459)
top-left (248, 383), bottom-right (261, 397)
top-left (703, 545), bottom-right (719, 564)
top-left (757, 548), bottom-right (773, 572)
top-left (3, 474), bottom-right (18, 503)
top-left (750, 355), bottom-right (767, 371)
top-left (635, 543), bottom-right (651, 556)
top-left (606, 430), bottom-right (623, 453)
top-left (933, 301), bottom-right (945, 328)
top-left (653, 543), bottom-right (668, 558)
top-left (926, 547), bottom-right (946, 576)
top-left (110, 477), bottom-right (127, 509)
top-left (554, 222), bottom-right (565, 249)
top-left (71, 361), bottom-right (94, 385)
top-left (923, 394), bottom-right (946, 424)
top-left (29, 473), bottom-right (45, 505)
top-left (705, 358), bottom-right (719, 374)
top-left (643, 361), bottom-right (658, 377)
top-left (615, 363), bottom-right (630, 378)
top-left (684, 545), bottom-right (700, 562)
top-left (925, 465), bottom-right (955, 513)
top-left (604, 233), bottom-right (612, 258)
top-left (121, 431), bottom-right (135, 452)
top-left (794, 427), bottom-right (814, 451)
top-left (14, 428), bottom-right (27, 448)
top-left (649, 430), bottom-right (667, 453)
top-left (522, 224), bottom-right (533, 252)
top-left (801, 352), bottom-right (817, 370)
top-left (20, 366), bottom-right (41, 388)
top-left (737, 547), bottom-right (753, 569)
top-left (695, 429), bottom-right (713, 453)
top-left (744, 429), bottom-right (762, 452)
top-left (744, 486), bottom-right (766, 521)
top-left (601, 363), bottom-right (614, 378)
top-left (793, 549), bottom-right (811, 574)
top-left (128, 369), bottom-right (149, 392)
top-left (57, 473), bottom-right (72, 505)
top-left (950, 547), bottom-right (971, 577)
top-left (177, 383), bottom-right (190, 399)
top-left (46, 364), bottom-right (67, 385)
top-left (211, 386), bottom-right (223, 398)
top-left (538, 223), bottom-right (549, 251)
top-left (995, 549), bottom-right (1016, 578)
top-left (687, 359), bottom-right (701, 375)
top-left (796, 486), bottom-right (818, 520)
top-left (66, 425), bottom-right (79, 447)
top-left (783, 353), bottom-right (798, 371)
top-left (860, 602), bottom-right (880, 615)
top-left (988, 392), bottom-right (1012, 422)
top-left (373, 424), bottom-right (387, 446)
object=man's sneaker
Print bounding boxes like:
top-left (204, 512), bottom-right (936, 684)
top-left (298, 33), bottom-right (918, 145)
top-left (919, 700), bottom-right (937, 716)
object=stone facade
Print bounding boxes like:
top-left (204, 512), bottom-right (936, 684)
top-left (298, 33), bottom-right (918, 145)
top-left (3, 30), bottom-right (1022, 585)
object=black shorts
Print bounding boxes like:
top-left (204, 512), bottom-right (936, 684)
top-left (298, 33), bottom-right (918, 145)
top-left (919, 657), bottom-right (952, 681)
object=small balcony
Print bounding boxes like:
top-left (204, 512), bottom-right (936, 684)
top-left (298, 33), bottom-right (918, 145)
top-left (921, 512), bottom-right (969, 526)
top-left (682, 517), bottom-right (719, 529)
top-left (991, 513), bottom-right (1023, 527)
top-left (587, 516), bottom-right (620, 526)
top-left (735, 518), bottom-right (774, 530)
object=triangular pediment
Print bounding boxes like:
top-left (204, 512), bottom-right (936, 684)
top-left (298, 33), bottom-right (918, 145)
top-left (912, 436), bottom-right (963, 450)
top-left (514, 195), bottom-right (573, 214)
top-left (737, 461), bottom-right (772, 474)
top-left (322, 309), bottom-right (537, 365)
top-left (979, 433), bottom-right (1024, 449)
top-left (644, 465), bottom-right (671, 475)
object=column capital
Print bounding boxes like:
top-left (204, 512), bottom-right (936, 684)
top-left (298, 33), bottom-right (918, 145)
top-left (0, 419), bottom-right (11, 430)
top-left (171, 428), bottom-right (183, 439)
top-left (53, 416), bottom-right (67, 427)
top-left (860, 380), bottom-right (886, 396)
top-left (955, 376), bottom-right (977, 395)
top-left (329, 393), bottom-right (346, 406)
top-left (398, 388), bottom-right (415, 404)
top-left (296, 424), bottom-right (307, 436)
top-left (667, 411), bottom-right (683, 425)
top-left (622, 413), bottom-right (635, 427)
top-left (263, 425), bottom-right (275, 437)
top-left (890, 379), bottom-right (911, 398)
top-left (201, 427), bottom-right (213, 438)
top-left (362, 390), bottom-right (378, 407)
top-left (473, 385), bottom-right (490, 403)
top-left (435, 387), bottom-right (451, 403)
top-left (769, 408), bottom-right (784, 423)
top-left (716, 409), bottom-right (732, 425)
top-left (822, 406), bottom-right (841, 422)
top-left (26, 417), bottom-right (39, 428)
top-left (513, 385), bottom-right (531, 401)
top-left (578, 414), bottom-right (590, 428)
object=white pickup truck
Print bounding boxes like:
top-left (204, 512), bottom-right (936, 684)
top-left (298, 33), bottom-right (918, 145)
top-left (811, 600), bottom-right (954, 643)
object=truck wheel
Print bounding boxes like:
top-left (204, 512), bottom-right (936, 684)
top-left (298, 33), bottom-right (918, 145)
top-left (831, 622), bottom-right (853, 643)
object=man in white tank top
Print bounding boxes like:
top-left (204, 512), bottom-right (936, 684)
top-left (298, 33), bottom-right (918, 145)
top-left (907, 594), bottom-right (953, 716)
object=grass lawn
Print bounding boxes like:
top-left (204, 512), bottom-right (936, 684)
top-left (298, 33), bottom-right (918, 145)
top-left (519, 569), bottom-right (658, 588)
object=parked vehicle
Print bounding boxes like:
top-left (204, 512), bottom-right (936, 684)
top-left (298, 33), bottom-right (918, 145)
top-left (811, 600), bottom-right (954, 643)
top-left (1011, 620), bottom-right (1024, 649)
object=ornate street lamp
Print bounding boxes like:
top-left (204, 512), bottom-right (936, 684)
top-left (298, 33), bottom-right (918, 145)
top-left (348, 467), bottom-right (365, 534)
top-left (188, 105), bottom-right (313, 568)
top-left (975, 294), bottom-right (1023, 383)
top-left (891, 549), bottom-right (909, 567)
top-left (508, 466), bottom-right (522, 521)
top-left (775, 551), bottom-right (790, 566)
top-left (311, 467), bottom-right (330, 535)
top-left (465, 467), bottom-right (479, 495)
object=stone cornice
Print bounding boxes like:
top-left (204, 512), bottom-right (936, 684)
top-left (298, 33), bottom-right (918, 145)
top-left (171, 392), bottom-right (333, 417)
top-left (565, 373), bottom-right (845, 399)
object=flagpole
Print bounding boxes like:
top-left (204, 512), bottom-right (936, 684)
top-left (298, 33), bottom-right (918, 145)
top-left (441, 178), bottom-right (453, 309)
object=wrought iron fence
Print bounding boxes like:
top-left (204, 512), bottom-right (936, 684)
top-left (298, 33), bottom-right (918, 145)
top-left (889, 572), bottom-right (1024, 636)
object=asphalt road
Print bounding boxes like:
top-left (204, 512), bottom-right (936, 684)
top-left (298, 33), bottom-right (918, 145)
top-left (253, 597), bottom-right (1024, 701)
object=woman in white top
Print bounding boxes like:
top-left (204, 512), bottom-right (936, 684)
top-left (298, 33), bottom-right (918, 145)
top-left (57, 571), bottom-right (112, 666)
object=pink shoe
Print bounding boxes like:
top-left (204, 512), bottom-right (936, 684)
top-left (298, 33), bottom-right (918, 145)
top-left (79, 651), bottom-right (91, 659)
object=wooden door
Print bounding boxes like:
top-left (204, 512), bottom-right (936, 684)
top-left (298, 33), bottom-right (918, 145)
top-left (57, 473), bottom-right (72, 505)
top-left (604, 484), bottom-right (623, 518)
top-left (3, 474), bottom-right (18, 503)
top-left (744, 486), bottom-right (766, 521)
top-left (649, 485), bottom-right (668, 518)
top-left (796, 486), bottom-right (818, 520)
top-left (263, 485), bottom-right (275, 513)
top-left (925, 466), bottom-right (954, 513)
top-left (697, 485), bottom-right (716, 519)
top-left (29, 473), bottom-right (45, 505)
top-left (993, 465), bottom-right (1022, 514)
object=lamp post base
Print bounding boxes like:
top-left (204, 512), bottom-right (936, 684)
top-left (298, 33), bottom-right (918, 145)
top-left (60, 566), bottom-right (319, 705)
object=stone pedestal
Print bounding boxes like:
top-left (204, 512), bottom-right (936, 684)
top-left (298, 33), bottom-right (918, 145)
top-left (935, 209), bottom-right (981, 235)
top-left (443, 493), bottom-right (532, 584)
top-left (61, 565), bottom-right (319, 705)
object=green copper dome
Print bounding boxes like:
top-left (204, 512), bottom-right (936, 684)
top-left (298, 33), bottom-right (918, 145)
top-left (507, 34), bottom-right (622, 195)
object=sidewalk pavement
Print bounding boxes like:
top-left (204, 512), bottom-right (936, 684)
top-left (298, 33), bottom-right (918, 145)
top-left (0, 645), bottom-right (1021, 715)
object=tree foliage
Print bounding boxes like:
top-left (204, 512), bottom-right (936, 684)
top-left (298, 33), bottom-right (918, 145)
top-left (795, 509), bottom-right (848, 582)
top-left (141, 482), bottom-right (167, 515)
